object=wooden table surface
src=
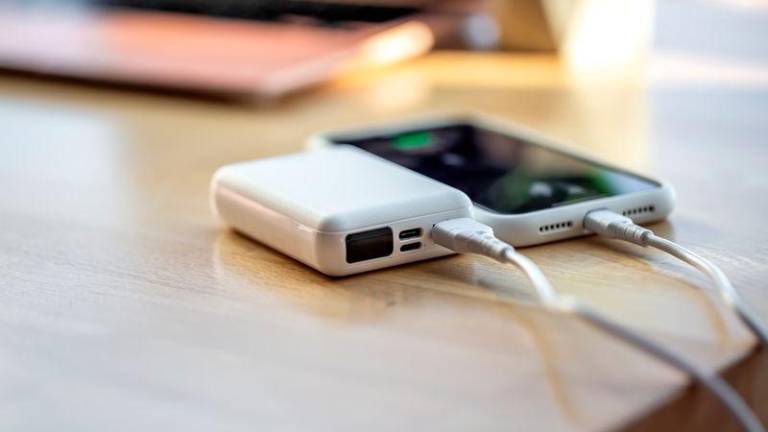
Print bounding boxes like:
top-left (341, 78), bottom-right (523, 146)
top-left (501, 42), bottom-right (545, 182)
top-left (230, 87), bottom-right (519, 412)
top-left (2, 4), bottom-right (768, 431)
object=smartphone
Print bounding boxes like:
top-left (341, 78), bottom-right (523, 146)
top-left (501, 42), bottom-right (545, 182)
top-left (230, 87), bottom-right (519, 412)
top-left (309, 113), bottom-right (675, 246)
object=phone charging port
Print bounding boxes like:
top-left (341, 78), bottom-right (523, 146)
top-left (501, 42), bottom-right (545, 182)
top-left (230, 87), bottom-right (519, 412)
top-left (399, 228), bottom-right (422, 240)
top-left (400, 242), bottom-right (422, 252)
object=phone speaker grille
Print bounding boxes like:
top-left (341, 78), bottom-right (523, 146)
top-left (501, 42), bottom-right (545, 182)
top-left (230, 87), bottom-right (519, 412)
top-left (621, 205), bottom-right (656, 217)
top-left (538, 221), bottom-right (573, 233)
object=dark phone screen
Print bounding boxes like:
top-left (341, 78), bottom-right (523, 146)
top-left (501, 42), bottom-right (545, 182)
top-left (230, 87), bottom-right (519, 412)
top-left (331, 123), bottom-right (660, 215)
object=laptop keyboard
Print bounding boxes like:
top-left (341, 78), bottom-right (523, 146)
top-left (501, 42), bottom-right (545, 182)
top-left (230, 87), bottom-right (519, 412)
top-left (94, 0), bottom-right (422, 25)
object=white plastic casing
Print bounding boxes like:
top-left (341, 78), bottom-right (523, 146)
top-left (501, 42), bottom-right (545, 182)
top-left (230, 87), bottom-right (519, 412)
top-left (308, 112), bottom-right (676, 247)
top-left (211, 146), bottom-right (473, 276)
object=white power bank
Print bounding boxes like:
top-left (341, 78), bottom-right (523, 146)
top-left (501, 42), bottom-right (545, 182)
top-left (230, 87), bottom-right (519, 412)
top-left (211, 146), bottom-right (473, 276)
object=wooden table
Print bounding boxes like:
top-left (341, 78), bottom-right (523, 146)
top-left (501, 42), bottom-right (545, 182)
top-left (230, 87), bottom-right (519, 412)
top-left (2, 7), bottom-right (767, 431)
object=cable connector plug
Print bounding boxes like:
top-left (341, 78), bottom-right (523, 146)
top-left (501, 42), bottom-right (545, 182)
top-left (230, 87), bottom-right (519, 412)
top-left (584, 208), bottom-right (768, 346)
top-left (583, 209), bottom-right (652, 246)
top-left (431, 218), bottom-right (512, 262)
top-left (431, 217), bottom-right (558, 305)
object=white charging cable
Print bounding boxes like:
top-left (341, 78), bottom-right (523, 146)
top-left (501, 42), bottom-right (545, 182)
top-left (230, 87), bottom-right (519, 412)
top-left (432, 218), bottom-right (765, 432)
top-left (583, 209), bottom-right (768, 346)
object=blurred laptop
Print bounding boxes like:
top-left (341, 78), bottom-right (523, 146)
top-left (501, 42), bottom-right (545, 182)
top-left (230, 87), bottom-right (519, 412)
top-left (0, 0), bottom-right (439, 97)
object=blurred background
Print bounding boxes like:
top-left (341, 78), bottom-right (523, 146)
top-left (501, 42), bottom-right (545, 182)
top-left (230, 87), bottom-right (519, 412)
top-left (0, 0), bottom-right (662, 97)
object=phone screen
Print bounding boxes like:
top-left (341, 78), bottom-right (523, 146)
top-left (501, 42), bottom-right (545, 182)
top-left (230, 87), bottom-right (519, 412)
top-left (330, 123), bottom-right (660, 215)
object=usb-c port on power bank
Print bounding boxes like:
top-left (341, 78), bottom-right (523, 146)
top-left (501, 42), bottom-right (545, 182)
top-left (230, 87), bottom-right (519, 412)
top-left (400, 242), bottom-right (422, 252)
top-left (398, 228), bottom-right (422, 240)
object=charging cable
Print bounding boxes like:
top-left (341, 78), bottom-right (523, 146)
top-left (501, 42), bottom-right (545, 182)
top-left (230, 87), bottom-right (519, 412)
top-left (583, 209), bottom-right (768, 346)
top-left (432, 218), bottom-right (765, 432)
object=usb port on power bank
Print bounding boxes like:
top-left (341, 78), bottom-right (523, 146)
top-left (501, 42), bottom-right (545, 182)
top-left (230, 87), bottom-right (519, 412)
top-left (399, 228), bottom-right (422, 240)
top-left (400, 242), bottom-right (422, 252)
top-left (346, 228), bottom-right (393, 264)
